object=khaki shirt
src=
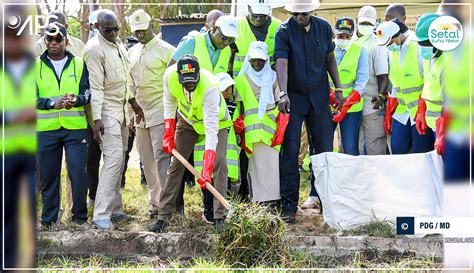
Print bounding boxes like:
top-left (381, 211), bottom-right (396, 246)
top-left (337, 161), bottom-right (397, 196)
top-left (128, 35), bottom-right (175, 128)
top-left (83, 33), bottom-right (134, 125)
top-left (34, 35), bottom-right (85, 57)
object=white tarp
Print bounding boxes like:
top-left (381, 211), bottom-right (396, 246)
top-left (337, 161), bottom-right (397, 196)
top-left (310, 151), bottom-right (443, 230)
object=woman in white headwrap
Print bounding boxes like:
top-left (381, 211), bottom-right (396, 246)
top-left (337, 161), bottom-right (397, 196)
top-left (233, 41), bottom-right (289, 203)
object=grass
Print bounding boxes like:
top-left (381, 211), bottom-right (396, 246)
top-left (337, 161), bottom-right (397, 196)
top-left (340, 216), bottom-right (396, 238)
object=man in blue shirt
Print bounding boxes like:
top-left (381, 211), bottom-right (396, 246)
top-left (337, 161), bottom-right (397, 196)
top-left (274, 0), bottom-right (344, 223)
top-left (332, 16), bottom-right (369, 156)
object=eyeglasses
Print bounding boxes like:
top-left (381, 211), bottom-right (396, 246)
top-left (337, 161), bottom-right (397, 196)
top-left (251, 14), bottom-right (268, 20)
top-left (99, 24), bottom-right (120, 34)
top-left (217, 27), bottom-right (235, 43)
top-left (292, 12), bottom-right (310, 17)
top-left (45, 35), bottom-right (64, 43)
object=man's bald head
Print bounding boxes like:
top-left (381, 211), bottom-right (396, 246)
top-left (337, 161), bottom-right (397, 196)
top-left (385, 3), bottom-right (406, 23)
top-left (96, 9), bottom-right (120, 43)
top-left (48, 10), bottom-right (67, 26)
top-left (205, 10), bottom-right (223, 30)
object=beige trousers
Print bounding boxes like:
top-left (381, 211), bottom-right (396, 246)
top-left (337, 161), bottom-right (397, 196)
top-left (136, 124), bottom-right (170, 212)
top-left (362, 112), bottom-right (387, 155)
top-left (93, 115), bottom-right (128, 221)
top-left (158, 117), bottom-right (228, 220)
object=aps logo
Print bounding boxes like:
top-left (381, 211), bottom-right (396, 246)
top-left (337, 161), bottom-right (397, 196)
top-left (428, 15), bottom-right (463, 51)
top-left (8, 14), bottom-right (60, 36)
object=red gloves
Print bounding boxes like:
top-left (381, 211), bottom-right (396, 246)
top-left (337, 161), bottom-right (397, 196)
top-left (415, 97), bottom-right (428, 135)
top-left (384, 97), bottom-right (399, 136)
top-left (434, 112), bottom-right (450, 155)
top-left (329, 89), bottom-right (336, 107)
top-left (233, 115), bottom-right (245, 135)
top-left (271, 113), bottom-right (290, 147)
top-left (197, 149), bottom-right (216, 190)
top-left (162, 119), bottom-right (176, 155)
top-left (333, 91), bottom-right (361, 123)
top-left (233, 115), bottom-right (252, 154)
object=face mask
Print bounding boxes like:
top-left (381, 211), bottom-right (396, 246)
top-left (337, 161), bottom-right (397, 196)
top-left (387, 43), bottom-right (401, 52)
top-left (419, 46), bottom-right (436, 60)
top-left (336, 39), bottom-right (351, 50)
top-left (92, 29), bottom-right (98, 37)
top-left (358, 25), bottom-right (373, 36)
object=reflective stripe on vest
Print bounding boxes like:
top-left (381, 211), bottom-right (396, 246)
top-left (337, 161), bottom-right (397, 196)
top-left (168, 67), bottom-right (232, 134)
top-left (233, 17), bottom-right (281, 76)
top-left (234, 74), bottom-right (280, 156)
top-left (194, 34), bottom-right (231, 74)
top-left (329, 43), bottom-right (364, 113)
top-left (1, 68), bottom-right (37, 154)
top-left (36, 56), bottom-right (87, 132)
top-left (193, 126), bottom-right (240, 182)
top-left (421, 55), bottom-right (444, 129)
top-left (389, 41), bottom-right (425, 118)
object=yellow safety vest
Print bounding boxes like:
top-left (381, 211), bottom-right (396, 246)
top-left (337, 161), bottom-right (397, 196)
top-left (330, 43), bottom-right (364, 113)
top-left (36, 56), bottom-right (87, 132)
top-left (444, 43), bottom-right (470, 135)
top-left (193, 34), bottom-right (231, 74)
top-left (422, 54), bottom-right (445, 130)
top-left (234, 74), bottom-right (280, 156)
top-left (1, 66), bottom-right (37, 154)
top-left (233, 16), bottom-right (281, 76)
top-left (389, 40), bottom-right (425, 117)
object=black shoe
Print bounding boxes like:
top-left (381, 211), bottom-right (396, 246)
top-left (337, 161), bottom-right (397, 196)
top-left (71, 217), bottom-right (87, 225)
top-left (148, 219), bottom-right (168, 233)
top-left (281, 210), bottom-right (296, 224)
top-left (214, 218), bottom-right (225, 233)
top-left (202, 209), bottom-right (215, 224)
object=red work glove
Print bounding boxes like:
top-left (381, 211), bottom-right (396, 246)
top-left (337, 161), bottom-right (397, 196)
top-left (162, 119), bottom-right (176, 155)
top-left (384, 97), bottom-right (399, 136)
top-left (240, 137), bottom-right (252, 155)
top-left (329, 89), bottom-right (336, 107)
top-left (332, 91), bottom-right (361, 123)
top-left (415, 97), bottom-right (428, 135)
top-left (197, 149), bottom-right (216, 190)
top-left (434, 111), bottom-right (450, 155)
top-left (271, 113), bottom-right (290, 147)
top-left (233, 115), bottom-right (245, 135)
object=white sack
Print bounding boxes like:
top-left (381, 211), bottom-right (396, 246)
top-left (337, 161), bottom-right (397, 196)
top-left (310, 151), bottom-right (443, 230)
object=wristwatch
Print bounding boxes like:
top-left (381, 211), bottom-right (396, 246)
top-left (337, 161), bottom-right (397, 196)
top-left (49, 100), bottom-right (56, 109)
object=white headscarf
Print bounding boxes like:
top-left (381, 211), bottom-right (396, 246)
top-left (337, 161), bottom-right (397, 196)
top-left (238, 41), bottom-right (276, 119)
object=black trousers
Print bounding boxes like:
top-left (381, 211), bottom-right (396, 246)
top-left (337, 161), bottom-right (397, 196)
top-left (38, 128), bottom-right (88, 223)
top-left (86, 126), bottom-right (101, 201)
top-left (280, 108), bottom-right (333, 213)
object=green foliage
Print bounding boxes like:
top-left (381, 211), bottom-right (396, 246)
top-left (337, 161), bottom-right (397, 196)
top-left (214, 201), bottom-right (291, 268)
top-left (66, 16), bottom-right (81, 40)
top-left (341, 217), bottom-right (396, 238)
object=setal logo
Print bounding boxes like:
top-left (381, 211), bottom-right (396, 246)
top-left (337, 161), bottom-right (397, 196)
top-left (428, 15), bottom-right (463, 51)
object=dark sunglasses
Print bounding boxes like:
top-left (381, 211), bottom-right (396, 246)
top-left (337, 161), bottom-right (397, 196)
top-left (217, 27), bottom-right (234, 43)
top-left (251, 14), bottom-right (268, 20)
top-left (45, 35), bottom-right (64, 43)
top-left (99, 24), bottom-right (120, 33)
top-left (292, 12), bottom-right (310, 17)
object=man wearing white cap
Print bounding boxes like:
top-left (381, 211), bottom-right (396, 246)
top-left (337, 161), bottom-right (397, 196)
top-left (274, 0), bottom-right (343, 223)
top-left (167, 15), bottom-right (239, 75)
top-left (354, 6), bottom-right (390, 155)
top-left (128, 9), bottom-right (175, 218)
top-left (375, 20), bottom-right (434, 154)
top-left (88, 9), bottom-right (101, 40)
top-left (233, 1), bottom-right (281, 77)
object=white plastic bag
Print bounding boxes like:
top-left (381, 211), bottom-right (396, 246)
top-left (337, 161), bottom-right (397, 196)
top-left (310, 151), bottom-right (443, 229)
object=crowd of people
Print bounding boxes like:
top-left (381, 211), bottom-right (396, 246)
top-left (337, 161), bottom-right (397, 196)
top-left (11, 0), bottom-right (470, 233)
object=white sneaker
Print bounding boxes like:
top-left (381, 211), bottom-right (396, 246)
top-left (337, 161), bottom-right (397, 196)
top-left (301, 196), bottom-right (320, 210)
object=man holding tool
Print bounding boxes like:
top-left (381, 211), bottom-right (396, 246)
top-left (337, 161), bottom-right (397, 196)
top-left (148, 55), bottom-right (232, 233)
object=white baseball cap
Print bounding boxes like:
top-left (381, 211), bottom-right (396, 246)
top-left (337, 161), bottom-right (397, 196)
top-left (215, 72), bottom-right (235, 92)
top-left (215, 15), bottom-right (239, 38)
top-left (128, 9), bottom-right (152, 32)
top-left (248, 41), bottom-right (268, 60)
top-left (249, 2), bottom-right (271, 16)
top-left (357, 6), bottom-right (377, 26)
top-left (89, 10), bottom-right (101, 24)
top-left (375, 21), bottom-right (400, 46)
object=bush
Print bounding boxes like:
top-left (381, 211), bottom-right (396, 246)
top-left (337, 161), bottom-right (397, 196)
top-left (214, 202), bottom-right (290, 267)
